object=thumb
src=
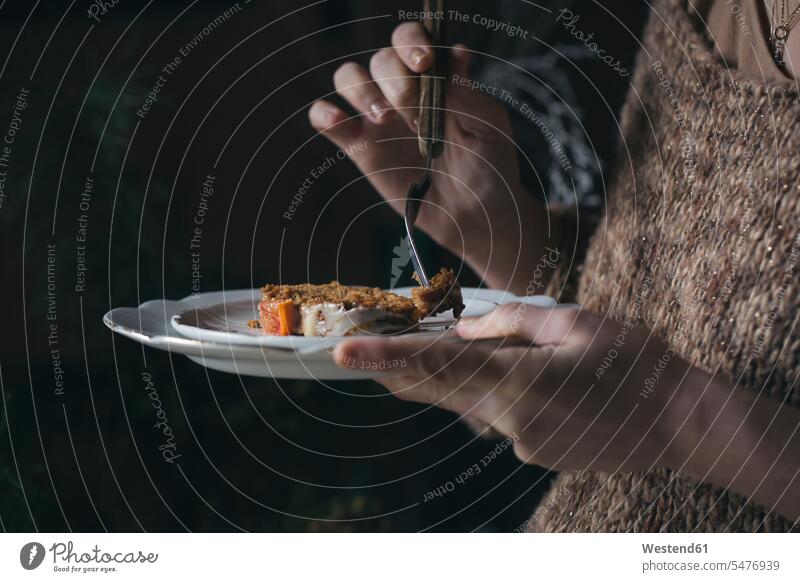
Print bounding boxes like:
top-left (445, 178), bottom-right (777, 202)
top-left (447, 44), bottom-right (480, 108)
top-left (445, 45), bottom-right (511, 136)
top-left (449, 44), bottom-right (472, 83)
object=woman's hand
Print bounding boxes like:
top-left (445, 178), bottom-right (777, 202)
top-left (335, 304), bottom-right (800, 521)
top-left (309, 23), bottom-right (551, 293)
top-left (335, 303), bottom-right (690, 473)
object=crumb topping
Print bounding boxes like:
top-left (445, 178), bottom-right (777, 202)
top-left (412, 268), bottom-right (464, 318)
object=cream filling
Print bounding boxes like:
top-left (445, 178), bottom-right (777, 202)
top-left (299, 303), bottom-right (412, 337)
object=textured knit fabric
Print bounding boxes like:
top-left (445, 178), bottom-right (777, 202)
top-left (535, 0), bottom-right (800, 532)
top-left (703, 0), bottom-right (791, 83)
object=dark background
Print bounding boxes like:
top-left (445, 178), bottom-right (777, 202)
top-left (0, 1), bottom-right (647, 531)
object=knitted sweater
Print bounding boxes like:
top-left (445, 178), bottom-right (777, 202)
top-left (534, 0), bottom-right (800, 532)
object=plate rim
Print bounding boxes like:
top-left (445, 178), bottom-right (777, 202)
top-left (102, 287), bottom-right (558, 369)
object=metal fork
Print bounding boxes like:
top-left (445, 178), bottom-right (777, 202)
top-left (404, 0), bottom-right (446, 288)
top-left (404, 144), bottom-right (434, 287)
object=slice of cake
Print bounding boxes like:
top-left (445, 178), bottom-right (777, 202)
top-left (257, 268), bottom-right (463, 337)
top-left (258, 282), bottom-right (420, 337)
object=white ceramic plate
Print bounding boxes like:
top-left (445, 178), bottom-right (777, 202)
top-left (104, 288), bottom-right (556, 380)
top-left (169, 290), bottom-right (499, 350)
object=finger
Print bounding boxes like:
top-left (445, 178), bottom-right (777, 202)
top-left (456, 303), bottom-right (584, 345)
top-left (333, 335), bottom-right (513, 388)
top-left (333, 62), bottom-right (394, 124)
top-left (369, 48), bottom-right (419, 132)
top-left (308, 100), bottom-right (363, 145)
top-left (391, 22), bottom-right (432, 73)
top-left (335, 336), bottom-right (461, 377)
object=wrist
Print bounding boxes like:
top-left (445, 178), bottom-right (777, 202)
top-left (658, 357), bottom-right (710, 473)
top-left (461, 191), bottom-right (558, 295)
top-left (661, 364), bottom-right (755, 486)
top-left (656, 357), bottom-right (800, 520)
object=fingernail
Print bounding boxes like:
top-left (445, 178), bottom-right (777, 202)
top-left (410, 48), bottom-right (427, 66)
top-left (334, 345), bottom-right (361, 367)
top-left (368, 101), bottom-right (390, 122)
top-left (457, 317), bottom-right (478, 327)
top-left (345, 349), bottom-right (366, 365)
top-left (323, 108), bottom-right (339, 125)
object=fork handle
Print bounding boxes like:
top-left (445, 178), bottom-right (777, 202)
top-left (418, 0), bottom-right (447, 159)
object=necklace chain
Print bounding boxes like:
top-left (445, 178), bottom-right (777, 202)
top-left (771, 0), bottom-right (800, 66)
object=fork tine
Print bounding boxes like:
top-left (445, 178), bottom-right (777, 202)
top-left (405, 212), bottom-right (430, 286)
top-left (404, 147), bottom-right (433, 287)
